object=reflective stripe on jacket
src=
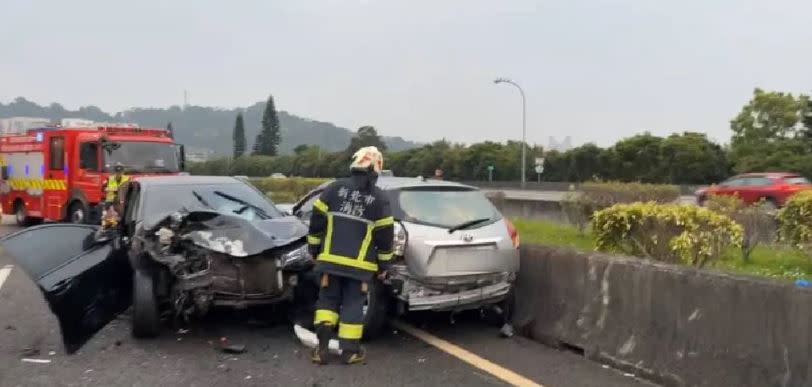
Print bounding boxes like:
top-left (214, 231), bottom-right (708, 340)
top-left (105, 174), bottom-right (129, 202)
top-left (307, 174), bottom-right (394, 281)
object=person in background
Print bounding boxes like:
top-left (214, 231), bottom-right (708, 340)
top-left (307, 146), bottom-right (394, 365)
top-left (101, 162), bottom-right (128, 227)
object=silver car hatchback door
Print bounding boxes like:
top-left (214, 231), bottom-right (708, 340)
top-left (402, 220), bottom-right (519, 279)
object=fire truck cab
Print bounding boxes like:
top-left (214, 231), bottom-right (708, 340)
top-left (0, 124), bottom-right (184, 226)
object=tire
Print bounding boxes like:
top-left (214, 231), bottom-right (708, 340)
top-left (132, 269), bottom-right (160, 338)
top-left (68, 201), bottom-right (88, 224)
top-left (362, 279), bottom-right (390, 340)
top-left (14, 201), bottom-right (34, 227)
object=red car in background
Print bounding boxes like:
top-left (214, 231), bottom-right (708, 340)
top-left (695, 172), bottom-right (812, 208)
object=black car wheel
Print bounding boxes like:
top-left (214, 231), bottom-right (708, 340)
top-left (132, 269), bottom-right (160, 338)
top-left (362, 279), bottom-right (389, 340)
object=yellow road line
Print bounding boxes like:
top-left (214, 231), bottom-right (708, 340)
top-left (392, 320), bottom-right (543, 387)
top-left (0, 265), bottom-right (12, 294)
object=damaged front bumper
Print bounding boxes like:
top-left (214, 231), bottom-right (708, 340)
top-left (388, 266), bottom-right (514, 312)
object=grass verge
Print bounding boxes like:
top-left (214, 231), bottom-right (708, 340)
top-left (513, 218), bottom-right (812, 282)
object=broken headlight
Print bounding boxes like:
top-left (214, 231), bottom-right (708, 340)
top-left (281, 244), bottom-right (313, 271)
top-left (393, 222), bottom-right (407, 257)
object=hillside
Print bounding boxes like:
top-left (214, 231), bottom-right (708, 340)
top-left (0, 97), bottom-right (419, 155)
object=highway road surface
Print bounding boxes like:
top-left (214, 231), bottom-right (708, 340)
top-left (0, 218), bottom-right (655, 387)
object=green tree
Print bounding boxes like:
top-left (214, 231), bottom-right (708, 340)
top-left (232, 113), bottom-right (246, 158)
top-left (604, 133), bottom-right (664, 182)
top-left (660, 132), bottom-right (729, 184)
top-left (346, 126), bottom-right (388, 155)
top-left (253, 95), bottom-right (281, 156)
top-left (730, 88), bottom-right (811, 174)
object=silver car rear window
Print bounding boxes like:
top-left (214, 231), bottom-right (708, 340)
top-left (394, 188), bottom-right (500, 229)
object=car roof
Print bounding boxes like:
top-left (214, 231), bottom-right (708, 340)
top-left (316, 176), bottom-right (476, 191)
top-left (134, 175), bottom-right (242, 187)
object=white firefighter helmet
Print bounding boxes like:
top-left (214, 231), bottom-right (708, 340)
top-left (350, 146), bottom-right (384, 174)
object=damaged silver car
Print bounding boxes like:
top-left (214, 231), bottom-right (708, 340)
top-left (0, 176), bottom-right (313, 353)
top-left (290, 177), bottom-right (520, 330)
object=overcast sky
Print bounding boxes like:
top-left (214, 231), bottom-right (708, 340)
top-left (2, 0), bottom-right (812, 147)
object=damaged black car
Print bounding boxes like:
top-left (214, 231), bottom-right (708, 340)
top-left (0, 176), bottom-right (314, 353)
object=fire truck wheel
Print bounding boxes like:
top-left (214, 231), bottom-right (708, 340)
top-left (13, 201), bottom-right (35, 227)
top-left (132, 269), bottom-right (160, 338)
top-left (68, 201), bottom-right (89, 224)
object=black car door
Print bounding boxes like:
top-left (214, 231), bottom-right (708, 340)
top-left (0, 224), bottom-right (132, 354)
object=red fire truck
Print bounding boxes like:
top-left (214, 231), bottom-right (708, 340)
top-left (0, 124), bottom-right (184, 226)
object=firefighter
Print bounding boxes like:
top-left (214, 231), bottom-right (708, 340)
top-left (307, 146), bottom-right (394, 365)
top-left (105, 163), bottom-right (129, 203)
top-left (101, 163), bottom-right (128, 227)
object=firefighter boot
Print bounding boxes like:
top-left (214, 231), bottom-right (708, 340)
top-left (312, 323), bottom-right (334, 365)
top-left (340, 346), bottom-right (367, 365)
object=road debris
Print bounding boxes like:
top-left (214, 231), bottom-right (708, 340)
top-left (177, 328), bottom-right (190, 335)
top-left (21, 358), bottom-right (51, 364)
top-left (5, 324), bottom-right (16, 330)
top-left (245, 375), bottom-right (252, 380)
top-left (48, 351), bottom-right (56, 356)
top-left (222, 344), bottom-right (246, 354)
top-left (293, 324), bottom-right (342, 355)
top-left (20, 347), bottom-right (40, 357)
top-left (218, 337), bottom-right (247, 354)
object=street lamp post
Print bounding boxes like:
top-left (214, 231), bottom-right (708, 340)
top-left (494, 78), bottom-right (527, 187)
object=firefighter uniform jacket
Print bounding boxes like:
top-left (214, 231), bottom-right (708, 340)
top-left (105, 174), bottom-right (130, 202)
top-left (307, 174), bottom-right (394, 282)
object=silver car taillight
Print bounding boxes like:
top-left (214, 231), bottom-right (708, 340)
top-left (393, 222), bottom-right (407, 257)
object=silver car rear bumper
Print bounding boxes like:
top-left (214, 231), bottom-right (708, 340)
top-left (405, 281), bottom-right (512, 311)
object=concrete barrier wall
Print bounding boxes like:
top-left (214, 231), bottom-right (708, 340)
top-left (489, 197), bottom-right (567, 223)
top-left (514, 245), bottom-right (812, 387)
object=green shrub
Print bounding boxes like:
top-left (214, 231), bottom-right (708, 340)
top-left (580, 181), bottom-right (680, 206)
top-left (560, 191), bottom-right (595, 233)
top-left (560, 181), bottom-right (680, 233)
top-left (705, 194), bottom-right (776, 262)
top-left (268, 191), bottom-right (298, 204)
top-left (703, 194), bottom-right (744, 214)
top-left (777, 190), bottom-right (812, 257)
top-left (592, 202), bottom-right (742, 268)
top-left (252, 177), bottom-right (328, 202)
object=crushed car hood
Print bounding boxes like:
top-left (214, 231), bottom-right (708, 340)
top-left (145, 210), bottom-right (308, 257)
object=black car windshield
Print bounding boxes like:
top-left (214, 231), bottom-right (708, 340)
top-left (102, 141), bottom-right (181, 173)
top-left (142, 182), bottom-right (282, 222)
top-left (393, 188), bottom-right (501, 229)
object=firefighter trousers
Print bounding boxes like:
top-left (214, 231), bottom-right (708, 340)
top-left (313, 274), bottom-right (366, 352)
